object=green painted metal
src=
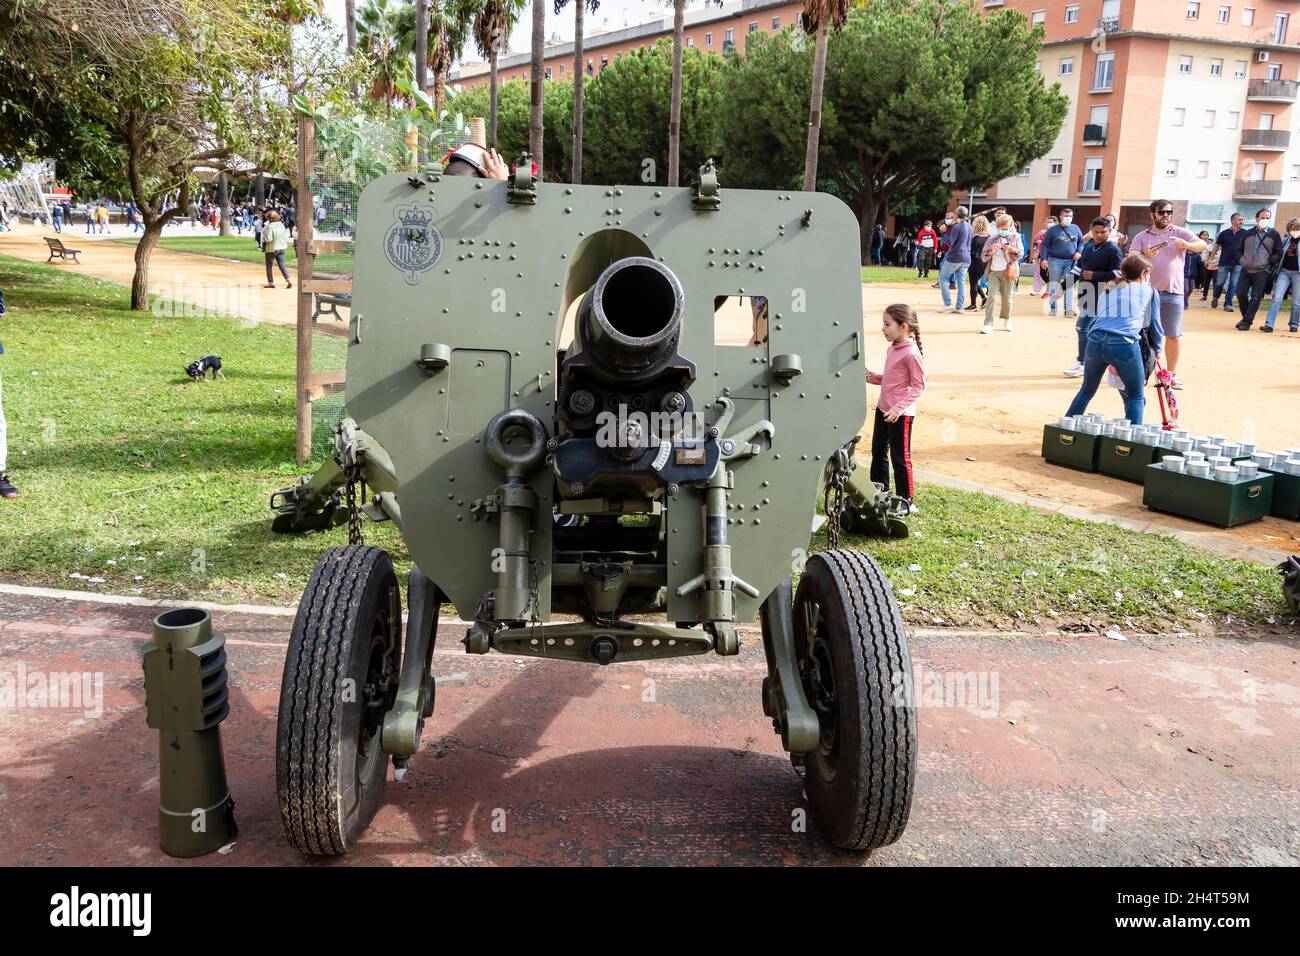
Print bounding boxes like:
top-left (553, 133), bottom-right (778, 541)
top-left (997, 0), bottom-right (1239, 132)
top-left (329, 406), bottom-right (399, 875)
top-left (345, 167), bottom-right (866, 638)
top-left (1143, 464), bottom-right (1274, 527)
top-left (141, 608), bottom-right (237, 857)
top-left (1261, 468), bottom-right (1300, 520)
top-left (1042, 425), bottom-right (1102, 472)
top-left (1097, 436), bottom-right (1165, 484)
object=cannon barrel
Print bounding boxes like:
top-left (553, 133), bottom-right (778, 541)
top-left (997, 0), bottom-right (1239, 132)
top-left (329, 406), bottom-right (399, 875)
top-left (579, 256), bottom-right (684, 378)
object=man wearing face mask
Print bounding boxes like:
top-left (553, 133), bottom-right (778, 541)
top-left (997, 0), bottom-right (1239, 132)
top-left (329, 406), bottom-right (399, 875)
top-left (1235, 209), bottom-right (1284, 331)
top-left (938, 206), bottom-right (971, 313)
top-left (1129, 199), bottom-right (1206, 388)
top-left (1042, 208), bottom-right (1084, 318)
top-left (1210, 213), bottom-right (1246, 311)
top-left (1262, 218), bottom-right (1300, 333)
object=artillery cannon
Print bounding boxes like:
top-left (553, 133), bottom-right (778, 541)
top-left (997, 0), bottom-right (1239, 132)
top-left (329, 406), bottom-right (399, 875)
top-left (270, 161), bottom-right (916, 855)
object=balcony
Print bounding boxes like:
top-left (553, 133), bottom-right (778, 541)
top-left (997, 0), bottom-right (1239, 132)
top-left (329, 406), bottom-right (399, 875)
top-left (1247, 79), bottom-right (1298, 102)
top-left (1241, 128), bottom-right (1292, 151)
top-left (1082, 123), bottom-right (1108, 145)
top-left (1078, 172), bottom-right (1102, 196)
top-left (1234, 179), bottom-right (1283, 199)
top-left (1097, 16), bottom-right (1119, 34)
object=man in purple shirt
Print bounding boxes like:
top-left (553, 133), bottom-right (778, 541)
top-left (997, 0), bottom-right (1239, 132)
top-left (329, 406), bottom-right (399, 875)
top-left (1128, 199), bottom-right (1206, 389)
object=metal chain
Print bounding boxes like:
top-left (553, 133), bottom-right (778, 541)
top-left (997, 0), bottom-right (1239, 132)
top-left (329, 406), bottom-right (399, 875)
top-left (826, 467), bottom-right (846, 551)
top-left (523, 558), bottom-right (541, 624)
top-left (344, 463), bottom-right (365, 546)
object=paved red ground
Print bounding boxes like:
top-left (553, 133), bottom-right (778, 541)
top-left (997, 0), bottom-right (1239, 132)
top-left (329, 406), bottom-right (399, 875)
top-left (1, 592), bottom-right (1297, 866)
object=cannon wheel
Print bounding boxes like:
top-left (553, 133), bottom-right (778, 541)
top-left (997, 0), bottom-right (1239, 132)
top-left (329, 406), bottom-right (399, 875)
top-left (277, 545), bottom-right (403, 855)
top-left (794, 549), bottom-right (916, 851)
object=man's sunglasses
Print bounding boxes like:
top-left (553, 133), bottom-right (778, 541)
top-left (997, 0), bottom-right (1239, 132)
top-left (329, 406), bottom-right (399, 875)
top-left (1154, 208), bottom-right (1174, 215)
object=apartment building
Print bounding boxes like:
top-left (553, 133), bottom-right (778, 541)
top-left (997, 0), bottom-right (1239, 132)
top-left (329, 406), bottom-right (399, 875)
top-left (450, 0), bottom-right (804, 85)
top-left (973, 0), bottom-right (1300, 240)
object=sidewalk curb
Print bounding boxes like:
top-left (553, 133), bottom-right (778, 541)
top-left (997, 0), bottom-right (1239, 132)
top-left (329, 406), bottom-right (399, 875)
top-left (915, 468), bottom-right (1291, 567)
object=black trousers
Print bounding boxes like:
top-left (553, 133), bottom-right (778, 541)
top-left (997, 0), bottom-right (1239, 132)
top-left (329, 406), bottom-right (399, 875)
top-left (869, 407), bottom-right (915, 500)
top-left (1238, 269), bottom-right (1271, 326)
top-left (917, 248), bottom-right (934, 276)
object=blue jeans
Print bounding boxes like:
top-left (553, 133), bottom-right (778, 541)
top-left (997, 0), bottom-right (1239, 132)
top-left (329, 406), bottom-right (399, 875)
top-left (1047, 257), bottom-right (1076, 313)
top-left (1213, 264), bottom-right (1242, 307)
top-left (1074, 312), bottom-right (1095, 363)
top-left (1066, 330), bottom-right (1147, 424)
top-left (939, 258), bottom-right (967, 309)
top-left (1265, 268), bottom-right (1300, 330)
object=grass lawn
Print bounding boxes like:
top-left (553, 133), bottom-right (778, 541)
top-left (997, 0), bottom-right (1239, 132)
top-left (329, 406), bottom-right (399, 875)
top-left (0, 254), bottom-right (1286, 626)
top-left (861, 265), bottom-right (934, 285)
top-left (112, 234), bottom-right (355, 276)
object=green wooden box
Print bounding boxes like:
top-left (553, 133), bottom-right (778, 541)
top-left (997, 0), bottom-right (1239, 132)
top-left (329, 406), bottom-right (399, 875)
top-left (1098, 436), bottom-right (1164, 484)
top-left (1143, 464), bottom-right (1274, 528)
top-left (1261, 468), bottom-right (1300, 520)
top-left (1042, 425), bottom-right (1100, 473)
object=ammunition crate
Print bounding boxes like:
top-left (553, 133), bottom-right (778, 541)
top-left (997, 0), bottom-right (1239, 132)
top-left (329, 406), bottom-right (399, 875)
top-left (1143, 464), bottom-right (1275, 528)
top-left (1097, 437), bottom-right (1165, 484)
top-left (1042, 425), bottom-right (1101, 473)
top-left (1261, 468), bottom-right (1300, 520)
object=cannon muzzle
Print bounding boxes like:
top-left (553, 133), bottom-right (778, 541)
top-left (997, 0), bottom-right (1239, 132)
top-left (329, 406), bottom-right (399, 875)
top-left (580, 256), bottom-right (684, 380)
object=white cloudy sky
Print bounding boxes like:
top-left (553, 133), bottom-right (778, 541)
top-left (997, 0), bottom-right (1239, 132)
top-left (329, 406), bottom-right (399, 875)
top-left (318, 0), bottom-right (712, 64)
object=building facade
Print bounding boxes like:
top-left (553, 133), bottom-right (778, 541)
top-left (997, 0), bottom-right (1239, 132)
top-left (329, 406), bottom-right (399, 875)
top-left (451, 0), bottom-right (804, 85)
top-left (972, 0), bottom-right (1300, 241)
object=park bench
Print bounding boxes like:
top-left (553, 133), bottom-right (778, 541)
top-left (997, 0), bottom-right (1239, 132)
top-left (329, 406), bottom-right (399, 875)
top-left (44, 237), bottom-right (83, 264)
top-left (312, 291), bottom-right (350, 324)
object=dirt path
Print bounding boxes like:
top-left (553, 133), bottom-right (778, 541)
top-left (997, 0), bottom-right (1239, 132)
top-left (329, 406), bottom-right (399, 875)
top-left (0, 592), bottom-right (1295, 865)
top-left (3, 222), bottom-right (1295, 557)
top-left (860, 282), bottom-right (1300, 557)
top-left (0, 222), bottom-right (300, 330)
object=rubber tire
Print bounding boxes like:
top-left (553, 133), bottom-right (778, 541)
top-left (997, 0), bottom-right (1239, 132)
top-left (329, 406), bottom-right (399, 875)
top-left (277, 545), bottom-right (403, 855)
top-left (794, 549), bottom-right (916, 852)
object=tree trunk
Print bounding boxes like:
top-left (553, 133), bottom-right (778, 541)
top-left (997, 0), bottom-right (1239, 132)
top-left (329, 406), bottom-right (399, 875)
top-left (217, 172), bottom-right (232, 237)
top-left (668, 0), bottom-right (685, 187)
top-left (802, 19), bottom-right (830, 192)
top-left (489, 49), bottom-right (499, 149)
top-left (345, 0), bottom-right (357, 53)
top-left (572, 1), bottom-right (584, 183)
top-left (132, 220), bottom-right (164, 311)
top-left (254, 172), bottom-right (265, 208)
top-left (529, 0), bottom-right (544, 172)
top-left (858, 200), bottom-right (877, 266)
top-left (415, 0), bottom-right (428, 164)
top-left (434, 72), bottom-right (446, 115)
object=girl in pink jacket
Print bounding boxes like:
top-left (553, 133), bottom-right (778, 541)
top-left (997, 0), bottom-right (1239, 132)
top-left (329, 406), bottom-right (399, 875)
top-left (865, 304), bottom-right (927, 510)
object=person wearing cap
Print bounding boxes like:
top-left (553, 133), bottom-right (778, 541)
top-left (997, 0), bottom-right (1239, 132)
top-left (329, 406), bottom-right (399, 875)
top-left (443, 143), bottom-right (510, 180)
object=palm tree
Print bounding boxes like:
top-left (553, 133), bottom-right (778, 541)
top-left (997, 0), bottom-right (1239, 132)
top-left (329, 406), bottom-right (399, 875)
top-left (472, 0), bottom-right (526, 148)
top-left (398, 0), bottom-right (474, 113)
top-left (554, 0), bottom-right (598, 184)
top-left (667, 0), bottom-right (685, 186)
top-left (529, 0), bottom-right (544, 170)
top-left (358, 0), bottom-right (410, 117)
top-left (802, 0), bottom-right (849, 191)
top-left (345, 0), bottom-right (358, 51)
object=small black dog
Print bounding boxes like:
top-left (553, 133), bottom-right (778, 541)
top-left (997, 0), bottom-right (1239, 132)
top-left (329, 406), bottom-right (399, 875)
top-left (185, 355), bottom-right (224, 382)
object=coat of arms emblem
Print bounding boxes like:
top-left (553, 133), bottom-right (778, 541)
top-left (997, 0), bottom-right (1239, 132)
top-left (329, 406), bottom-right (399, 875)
top-left (384, 204), bottom-right (442, 284)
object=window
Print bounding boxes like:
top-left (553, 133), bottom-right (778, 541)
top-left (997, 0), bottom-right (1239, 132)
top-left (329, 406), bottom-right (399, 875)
top-left (1220, 161), bottom-right (1232, 178)
top-left (1243, 7), bottom-right (1255, 26)
top-left (1291, 165), bottom-right (1300, 181)
top-left (1204, 110), bottom-right (1216, 127)
top-left (726, 28), bottom-right (734, 42)
top-left (1260, 112), bottom-right (1274, 130)
top-left (544, 67), bottom-right (551, 79)
top-left (1275, 12), bottom-right (1289, 44)
top-left (1065, 4), bottom-right (1079, 22)
top-left (1178, 56), bottom-right (1192, 74)
top-left (1218, 5), bottom-right (1231, 23)
top-left (1234, 60), bottom-right (1247, 78)
top-left (748, 21), bottom-right (758, 34)
top-left (1101, 0), bottom-right (1120, 29)
top-left (1165, 159), bottom-right (1179, 178)
top-left (1268, 63), bottom-right (1282, 81)
top-left (1060, 57), bottom-right (1074, 75)
top-left (1197, 160), bottom-right (1210, 179)
top-left (771, 17), bottom-right (779, 30)
top-left (1083, 158), bottom-right (1103, 192)
top-left (1173, 107), bottom-right (1186, 126)
top-left (1049, 160), bottom-right (1064, 176)
top-left (1090, 105), bottom-right (1110, 130)
top-left (600, 55), bottom-right (608, 71)
top-left (1093, 52), bottom-right (1114, 89)
top-left (687, 36), bottom-right (694, 47)
top-left (559, 63), bottom-right (564, 75)
top-left (1187, 1), bottom-right (1200, 18)
top-left (1228, 110), bottom-right (1240, 129)
top-left (1031, 10), bottom-right (1045, 27)
top-left (705, 32), bottom-right (712, 46)
top-left (1018, 166), bottom-right (1031, 177)
top-left (1210, 58), bottom-right (1223, 76)
top-left (1250, 160), bottom-right (1268, 179)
